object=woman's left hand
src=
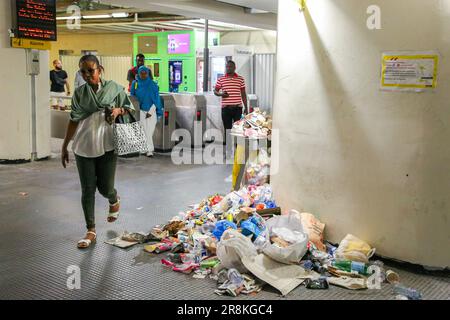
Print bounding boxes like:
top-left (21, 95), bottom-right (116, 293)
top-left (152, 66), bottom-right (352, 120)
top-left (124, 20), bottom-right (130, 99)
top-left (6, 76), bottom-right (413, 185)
top-left (111, 108), bottom-right (124, 120)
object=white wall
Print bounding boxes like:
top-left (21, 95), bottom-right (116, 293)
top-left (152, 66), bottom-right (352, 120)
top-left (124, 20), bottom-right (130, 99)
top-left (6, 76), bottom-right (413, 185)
top-left (220, 31), bottom-right (277, 54)
top-left (0, 0), bottom-right (50, 160)
top-left (272, 0), bottom-right (450, 268)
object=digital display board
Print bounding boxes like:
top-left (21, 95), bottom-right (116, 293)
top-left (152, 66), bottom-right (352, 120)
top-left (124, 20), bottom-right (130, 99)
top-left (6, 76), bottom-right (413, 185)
top-left (168, 34), bottom-right (190, 54)
top-left (13, 0), bottom-right (57, 41)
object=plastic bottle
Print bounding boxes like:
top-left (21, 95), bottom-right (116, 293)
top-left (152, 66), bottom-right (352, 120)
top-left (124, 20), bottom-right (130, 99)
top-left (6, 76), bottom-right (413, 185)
top-left (370, 260), bottom-right (386, 282)
top-left (227, 268), bottom-right (244, 286)
top-left (300, 260), bottom-right (314, 270)
top-left (313, 261), bottom-right (327, 274)
top-left (192, 241), bottom-right (203, 264)
top-left (332, 260), bottom-right (369, 275)
top-left (201, 223), bottom-right (215, 234)
top-left (253, 234), bottom-right (267, 250)
top-left (393, 284), bottom-right (422, 300)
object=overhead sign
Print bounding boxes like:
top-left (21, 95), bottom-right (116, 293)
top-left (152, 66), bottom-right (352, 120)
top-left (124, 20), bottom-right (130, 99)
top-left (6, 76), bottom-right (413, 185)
top-left (12, 0), bottom-right (57, 41)
top-left (381, 52), bottom-right (439, 91)
top-left (11, 37), bottom-right (51, 50)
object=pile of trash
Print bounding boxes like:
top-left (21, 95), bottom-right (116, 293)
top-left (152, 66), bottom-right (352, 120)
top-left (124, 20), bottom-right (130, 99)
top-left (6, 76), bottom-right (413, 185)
top-left (106, 185), bottom-right (422, 300)
top-left (231, 108), bottom-right (272, 138)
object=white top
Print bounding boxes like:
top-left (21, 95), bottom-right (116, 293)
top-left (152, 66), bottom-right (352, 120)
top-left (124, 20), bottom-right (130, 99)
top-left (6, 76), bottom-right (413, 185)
top-left (71, 82), bottom-right (115, 158)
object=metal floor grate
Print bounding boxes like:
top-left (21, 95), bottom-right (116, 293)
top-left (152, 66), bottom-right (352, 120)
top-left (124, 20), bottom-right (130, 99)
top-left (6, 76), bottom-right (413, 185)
top-left (0, 156), bottom-right (449, 300)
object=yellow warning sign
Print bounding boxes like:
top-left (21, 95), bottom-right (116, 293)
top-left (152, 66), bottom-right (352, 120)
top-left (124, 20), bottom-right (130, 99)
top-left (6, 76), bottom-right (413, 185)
top-left (381, 52), bottom-right (439, 91)
top-left (11, 38), bottom-right (51, 50)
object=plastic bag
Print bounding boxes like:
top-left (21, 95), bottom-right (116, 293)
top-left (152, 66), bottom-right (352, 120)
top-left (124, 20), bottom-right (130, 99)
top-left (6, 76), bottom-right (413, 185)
top-left (335, 234), bottom-right (376, 264)
top-left (291, 210), bottom-right (326, 252)
top-left (212, 220), bottom-right (237, 240)
top-left (263, 212), bottom-right (309, 264)
top-left (240, 213), bottom-right (267, 240)
top-left (250, 184), bottom-right (274, 205)
top-left (245, 149), bottom-right (271, 186)
top-left (216, 229), bottom-right (258, 273)
top-left (213, 190), bottom-right (251, 215)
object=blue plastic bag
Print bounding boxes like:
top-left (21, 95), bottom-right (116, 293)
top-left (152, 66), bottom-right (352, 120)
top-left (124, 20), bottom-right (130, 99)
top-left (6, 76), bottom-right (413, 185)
top-left (212, 220), bottom-right (237, 240)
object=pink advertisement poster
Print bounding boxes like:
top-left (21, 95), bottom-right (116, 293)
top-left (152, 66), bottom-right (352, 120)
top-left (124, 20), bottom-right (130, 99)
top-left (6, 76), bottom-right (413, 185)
top-left (168, 34), bottom-right (190, 54)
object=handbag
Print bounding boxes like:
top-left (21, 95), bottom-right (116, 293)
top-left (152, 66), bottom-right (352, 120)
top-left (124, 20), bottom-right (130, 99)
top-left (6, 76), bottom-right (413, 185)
top-left (112, 110), bottom-right (148, 156)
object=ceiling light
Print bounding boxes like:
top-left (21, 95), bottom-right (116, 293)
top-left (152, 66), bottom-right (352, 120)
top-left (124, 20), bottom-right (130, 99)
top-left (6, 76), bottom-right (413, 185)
top-left (244, 8), bottom-right (269, 14)
top-left (82, 14), bottom-right (111, 19)
top-left (111, 12), bottom-right (129, 18)
top-left (56, 16), bottom-right (72, 20)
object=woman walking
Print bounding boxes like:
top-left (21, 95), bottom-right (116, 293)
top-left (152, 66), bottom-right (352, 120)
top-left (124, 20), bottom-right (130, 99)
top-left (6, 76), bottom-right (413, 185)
top-left (61, 55), bottom-right (134, 249)
top-left (130, 66), bottom-right (163, 157)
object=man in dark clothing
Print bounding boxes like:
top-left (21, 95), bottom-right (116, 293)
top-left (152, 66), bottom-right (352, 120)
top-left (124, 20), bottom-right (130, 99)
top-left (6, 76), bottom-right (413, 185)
top-left (50, 60), bottom-right (70, 110)
top-left (127, 53), bottom-right (145, 92)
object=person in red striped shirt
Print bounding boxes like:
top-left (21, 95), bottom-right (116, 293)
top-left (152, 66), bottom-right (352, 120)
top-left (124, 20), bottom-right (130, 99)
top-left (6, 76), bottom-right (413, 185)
top-left (214, 61), bottom-right (248, 142)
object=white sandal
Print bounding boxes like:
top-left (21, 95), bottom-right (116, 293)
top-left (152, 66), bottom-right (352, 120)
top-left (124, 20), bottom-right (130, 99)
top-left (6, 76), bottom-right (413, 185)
top-left (108, 197), bottom-right (120, 223)
top-left (77, 231), bottom-right (97, 249)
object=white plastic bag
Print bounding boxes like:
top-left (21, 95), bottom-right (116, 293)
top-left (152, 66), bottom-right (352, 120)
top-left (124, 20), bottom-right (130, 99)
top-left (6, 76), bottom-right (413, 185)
top-left (216, 229), bottom-right (258, 273)
top-left (245, 149), bottom-right (271, 186)
top-left (263, 212), bottom-right (309, 264)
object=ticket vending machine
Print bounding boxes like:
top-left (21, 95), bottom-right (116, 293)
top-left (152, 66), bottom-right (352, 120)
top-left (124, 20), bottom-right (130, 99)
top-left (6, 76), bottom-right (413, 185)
top-left (169, 60), bottom-right (183, 93)
top-left (146, 59), bottom-right (162, 87)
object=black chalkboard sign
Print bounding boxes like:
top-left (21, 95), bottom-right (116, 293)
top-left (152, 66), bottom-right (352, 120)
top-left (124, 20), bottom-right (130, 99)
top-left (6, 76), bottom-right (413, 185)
top-left (12, 0), bottom-right (57, 41)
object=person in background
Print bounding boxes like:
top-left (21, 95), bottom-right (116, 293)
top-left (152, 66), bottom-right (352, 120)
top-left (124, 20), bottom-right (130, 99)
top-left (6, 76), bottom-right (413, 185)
top-left (50, 60), bottom-right (70, 110)
top-left (214, 60), bottom-right (248, 145)
top-left (61, 55), bottom-right (134, 249)
top-left (74, 59), bottom-right (86, 89)
top-left (127, 53), bottom-right (145, 92)
top-left (130, 66), bottom-right (163, 158)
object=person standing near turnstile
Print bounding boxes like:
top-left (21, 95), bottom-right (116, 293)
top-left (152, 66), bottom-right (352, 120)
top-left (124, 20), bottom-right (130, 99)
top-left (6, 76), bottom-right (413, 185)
top-left (214, 60), bottom-right (248, 147)
top-left (130, 66), bottom-right (163, 157)
top-left (127, 53), bottom-right (145, 92)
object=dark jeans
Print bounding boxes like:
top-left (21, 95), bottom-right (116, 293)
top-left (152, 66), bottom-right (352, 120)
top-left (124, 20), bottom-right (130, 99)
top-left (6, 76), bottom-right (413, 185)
top-left (75, 151), bottom-right (118, 229)
top-left (222, 105), bottom-right (243, 144)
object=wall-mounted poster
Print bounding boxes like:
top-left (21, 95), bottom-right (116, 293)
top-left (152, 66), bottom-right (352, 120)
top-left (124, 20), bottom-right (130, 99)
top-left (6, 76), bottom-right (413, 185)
top-left (381, 51), bottom-right (439, 92)
top-left (138, 36), bottom-right (158, 54)
top-left (168, 34), bottom-right (190, 54)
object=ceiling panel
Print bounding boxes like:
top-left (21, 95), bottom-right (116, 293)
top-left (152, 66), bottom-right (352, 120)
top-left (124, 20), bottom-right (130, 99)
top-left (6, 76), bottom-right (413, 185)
top-left (215, 0), bottom-right (278, 13)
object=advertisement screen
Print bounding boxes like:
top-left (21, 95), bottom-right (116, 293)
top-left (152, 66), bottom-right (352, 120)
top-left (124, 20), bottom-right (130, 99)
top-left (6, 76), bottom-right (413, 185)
top-left (168, 34), bottom-right (190, 54)
top-left (169, 61), bottom-right (183, 85)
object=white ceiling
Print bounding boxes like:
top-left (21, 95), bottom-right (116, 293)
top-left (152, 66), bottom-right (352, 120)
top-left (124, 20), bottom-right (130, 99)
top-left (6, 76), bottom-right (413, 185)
top-left (58, 18), bottom-right (261, 34)
top-left (215, 0), bottom-right (278, 13)
top-left (101, 0), bottom-right (277, 30)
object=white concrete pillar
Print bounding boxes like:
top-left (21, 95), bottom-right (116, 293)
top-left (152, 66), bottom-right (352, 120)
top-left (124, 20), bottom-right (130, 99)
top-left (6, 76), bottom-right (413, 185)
top-left (272, 0), bottom-right (450, 268)
top-left (0, 0), bottom-right (51, 161)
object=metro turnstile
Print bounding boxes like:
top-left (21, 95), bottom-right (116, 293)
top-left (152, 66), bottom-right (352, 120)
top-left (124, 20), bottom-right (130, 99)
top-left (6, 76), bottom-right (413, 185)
top-left (132, 94), bottom-right (177, 152)
top-left (172, 94), bottom-right (207, 148)
top-left (50, 95), bottom-right (72, 139)
top-left (154, 94), bottom-right (177, 152)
